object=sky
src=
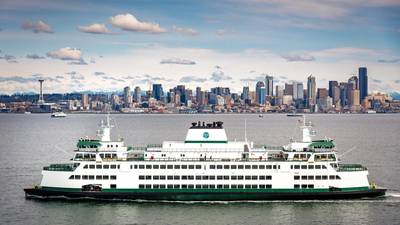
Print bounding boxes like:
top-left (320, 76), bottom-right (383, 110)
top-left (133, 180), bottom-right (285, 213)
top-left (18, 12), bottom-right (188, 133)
top-left (0, 0), bottom-right (399, 95)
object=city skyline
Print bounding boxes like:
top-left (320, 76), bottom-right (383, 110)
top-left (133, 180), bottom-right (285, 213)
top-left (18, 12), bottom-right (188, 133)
top-left (0, 0), bottom-right (400, 94)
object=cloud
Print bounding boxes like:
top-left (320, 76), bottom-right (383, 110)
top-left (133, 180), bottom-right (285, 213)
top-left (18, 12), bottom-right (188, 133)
top-left (210, 70), bottom-right (232, 82)
top-left (133, 74), bottom-right (174, 84)
top-left (179, 76), bottom-right (207, 83)
top-left (215, 29), bottom-right (234, 36)
top-left (371, 79), bottom-right (382, 83)
top-left (172, 25), bottom-right (199, 36)
top-left (377, 59), bottom-right (400, 63)
top-left (0, 74), bottom-right (61, 84)
top-left (68, 58), bottom-right (88, 65)
top-left (281, 54), bottom-right (316, 62)
top-left (55, 75), bottom-right (65, 79)
top-left (21, 20), bottom-right (53, 33)
top-left (0, 54), bottom-right (18, 63)
top-left (160, 58), bottom-right (196, 65)
top-left (94, 72), bottom-right (105, 76)
top-left (123, 75), bottom-right (135, 79)
top-left (142, 74), bottom-right (174, 82)
top-left (109, 13), bottom-right (166, 33)
top-left (395, 80), bottom-right (400, 84)
top-left (26, 54), bottom-right (45, 59)
top-left (102, 76), bottom-right (125, 82)
top-left (240, 75), bottom-right (264, 82)
top-left (67, 71), bottom-right (85, 80)
top-left (0, 76), bottom-right (36, 83)
top-left (313, 47), bottom-right (380, 57)
top-left (47, 47), bottom-right (82, 60)
top-left (78, 23), bottom-right (110, 34)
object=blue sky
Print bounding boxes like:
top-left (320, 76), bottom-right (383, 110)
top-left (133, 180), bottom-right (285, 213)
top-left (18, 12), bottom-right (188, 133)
top-left (0, 0), bottom-right (399, 94)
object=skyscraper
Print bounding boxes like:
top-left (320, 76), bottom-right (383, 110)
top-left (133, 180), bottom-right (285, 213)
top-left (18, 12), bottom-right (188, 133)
top-left (81, 93), bottom-right (89, 110)
top-left (307, 75), bottom-right (316, 108)
top-left (134, 86), bottom-right (141, 103)
top-left (292, 82), bottom-right (303, 100)
top-left (255, 81), bottom-right (265, 105)
top-left (328, 81), bottom-right (339, 98)
top-left (265, 75), bottom-right (273, 97)
top-left (38, 79), bottom-right (44, 104)
top-left (317, 88), bottom-right (327, 99)
top-left (339, 82), bottom-right (348, 107)
top-left (359, 67), bottom-right (368, 102)
top-left (123, 86), bottom-right (132, 107)
top-left (196, 87), bottom-right (201, 104)
top-left (242, 86), bottom-right (249, 100)
top-left (176, 85), bottom-right (186, 104)
top-left (152, 84), bottom-right (163, 101)
top-left (259, 87), bottom-right (266, 105)
top-left (284, 83), bottom-right (293, 96)
top-left (348, 76), bottom-right (358, 90)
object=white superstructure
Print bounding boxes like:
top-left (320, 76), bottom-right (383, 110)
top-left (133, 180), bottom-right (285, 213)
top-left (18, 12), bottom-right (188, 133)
top-left (39, 115), bottom-right (372, 193)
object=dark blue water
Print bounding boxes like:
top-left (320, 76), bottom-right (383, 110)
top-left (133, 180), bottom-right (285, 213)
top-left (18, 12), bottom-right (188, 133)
top-left (0, 114), bottom-right (399, 225)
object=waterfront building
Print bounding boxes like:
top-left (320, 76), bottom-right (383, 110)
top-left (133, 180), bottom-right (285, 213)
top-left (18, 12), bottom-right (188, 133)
top-left (359, 67), bottom-right (368, 102)
top-left (282, 95), bottom-right (293, 105)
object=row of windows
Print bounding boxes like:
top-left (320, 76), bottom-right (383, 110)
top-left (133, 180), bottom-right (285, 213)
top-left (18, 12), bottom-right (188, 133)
top-left (130, 164), bottom-right (282, 170)
top-left (69, 175), bottom-right (117, 180)
top-left (99, 153), bottom-right (117, 158)
top-left (294, 175), bottom-right (341, 180)
top-left (210, 164), bottom-right (281, 170)
top-left (290, 165), bottom-right (327, 170)
top-left (138, 184), bottom-right (273, 189)
top-left (82, 163), bottom-right (327, 171)
top-left (138, 175), bottom-right (272, 180)
top-left (83, 164), bottom-right (120, 169)
top-left (132, 164), bottom-right (203, 170)
top-left (294, 184), bottom-right (314, 189)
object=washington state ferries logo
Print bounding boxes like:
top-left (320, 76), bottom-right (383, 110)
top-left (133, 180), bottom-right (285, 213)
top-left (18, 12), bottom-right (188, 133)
top-left (203, 132), bottom-right (209, 139)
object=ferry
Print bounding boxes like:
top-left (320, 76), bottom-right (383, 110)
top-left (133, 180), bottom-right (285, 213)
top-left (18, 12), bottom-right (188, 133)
top-left (24, 115), bottom-right (386, 201)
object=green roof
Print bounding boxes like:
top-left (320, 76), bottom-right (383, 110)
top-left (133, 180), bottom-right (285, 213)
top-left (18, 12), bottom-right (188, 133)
top-left (77, 139), bottom-right (101, 148)
top-left (309, 140), bottom-right (335, 149)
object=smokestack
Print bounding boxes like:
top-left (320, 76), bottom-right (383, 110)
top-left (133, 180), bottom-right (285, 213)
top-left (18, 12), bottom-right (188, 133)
top-left (38, 79), bottom-right (44, 104)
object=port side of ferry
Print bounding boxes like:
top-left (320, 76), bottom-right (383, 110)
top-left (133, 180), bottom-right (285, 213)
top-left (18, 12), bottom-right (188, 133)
top-left (24, 115), bottom-right (386, 201)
